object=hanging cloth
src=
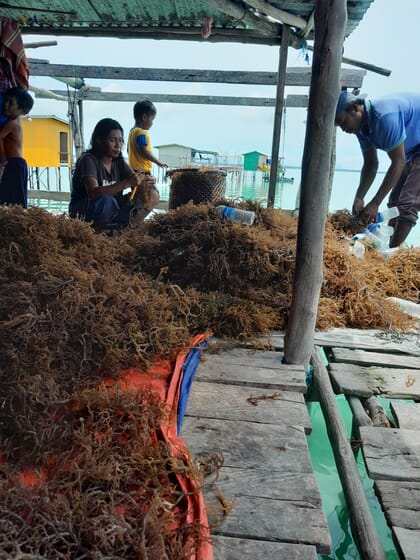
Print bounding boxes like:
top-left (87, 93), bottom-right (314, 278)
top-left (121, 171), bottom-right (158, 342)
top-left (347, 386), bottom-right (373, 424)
top-left (0, 17), bottom-right (29, 92)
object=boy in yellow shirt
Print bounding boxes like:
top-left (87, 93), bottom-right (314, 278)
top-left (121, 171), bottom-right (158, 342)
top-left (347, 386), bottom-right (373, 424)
top-left (127, 99), bottom-right (167, 222)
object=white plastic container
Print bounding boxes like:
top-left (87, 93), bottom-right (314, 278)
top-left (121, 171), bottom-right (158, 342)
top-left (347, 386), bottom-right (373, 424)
top-left (377, 207), bottom-right (399, 223)
top-left (215, 205), bottom-right (256, 225)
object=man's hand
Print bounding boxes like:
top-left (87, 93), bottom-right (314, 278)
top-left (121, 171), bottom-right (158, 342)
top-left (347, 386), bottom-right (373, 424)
top-left (359, 200), bottom-right (379, 225)
top-left (352, 196), bottom-right (364, 216)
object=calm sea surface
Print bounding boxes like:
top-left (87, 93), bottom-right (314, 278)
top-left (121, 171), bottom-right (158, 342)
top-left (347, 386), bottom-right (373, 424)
top-left (30, 167), bottom-right (420, 247)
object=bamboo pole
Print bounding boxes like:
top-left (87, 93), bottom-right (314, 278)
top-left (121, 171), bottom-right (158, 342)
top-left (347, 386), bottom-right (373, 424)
top-left (312, 347), bottom-right (386, 560)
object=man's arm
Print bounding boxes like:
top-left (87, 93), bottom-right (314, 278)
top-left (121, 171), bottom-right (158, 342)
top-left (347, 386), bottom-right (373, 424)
top-left (360, 142), bottom-right (406, 224)
top-left (352, 147), bottom-right (378, 215)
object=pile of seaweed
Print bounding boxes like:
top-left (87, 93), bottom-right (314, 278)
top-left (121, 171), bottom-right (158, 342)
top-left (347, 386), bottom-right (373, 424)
top-left (0, 206), bottom-right (209, 559)
top-left (120, 202), bottom-right (419, 332)
top-left (0, 202), bottom-right (419, 558)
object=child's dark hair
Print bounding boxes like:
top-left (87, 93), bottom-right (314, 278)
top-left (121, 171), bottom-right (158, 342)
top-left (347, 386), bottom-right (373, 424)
top-left (89, 118), bottom-right (124, 158)
top-left (5, 87), bottom-right (34, 114)
top-left (133, 99), bottom-right (156, 120)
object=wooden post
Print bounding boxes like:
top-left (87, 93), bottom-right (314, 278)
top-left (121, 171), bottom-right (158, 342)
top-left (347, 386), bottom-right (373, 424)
top-left (284, 0), bottom-right (347, 365)
top-left (78, 98), bottom-right (85, 152)
top-left (312, 348), bottom-right (386, 560)
top-left (267, 24), bottom-right (289, 208)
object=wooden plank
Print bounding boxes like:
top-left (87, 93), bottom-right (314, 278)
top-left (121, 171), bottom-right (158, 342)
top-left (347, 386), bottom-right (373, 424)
top-left (28, 190), bottom-right (169, 211)
top-left (182, 415), bottom-right (331, 553)
top-left (204, 492), bottom-right (331, 554)
top-left (211, 535), bottom-right (317, 560)
top-left (392, 526), bottom-right (420, 560)
top-left (185, 381), bottom-right (312, 433)
top-left (35, 90), bottom-right (311, 108)
top-left (28, 62), bottom-right (365, 88)
top-left (183, 417), bottom-right (311, 473)
top-left (374, 480), bottom-right (420, 530)
top-left (264, 329), bottom-right (420, 356)
top-left (360, 426), bottom-right (420, 482)
top-left (329, 363), bottom-right (420, 400)
top-left (390, 402), bottom-right (420, 430)
top-left (332, 347), bottom-right (420, 370)
top-left (198, 348), bottom-right (306, 392)
top-left (204, 467), bottom-right (322, 506)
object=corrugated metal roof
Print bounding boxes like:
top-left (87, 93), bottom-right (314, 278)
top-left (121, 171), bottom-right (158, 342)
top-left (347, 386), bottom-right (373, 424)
top-left (3, 1), bottom-right (374, 45)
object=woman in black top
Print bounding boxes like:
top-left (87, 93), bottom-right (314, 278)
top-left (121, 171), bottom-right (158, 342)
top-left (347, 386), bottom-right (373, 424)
top-left (69, 118), bottom-right (156, 230)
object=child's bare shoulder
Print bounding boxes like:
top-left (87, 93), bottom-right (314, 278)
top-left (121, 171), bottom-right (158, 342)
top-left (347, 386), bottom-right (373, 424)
top-left (0, 117), bottom-right (20, 137)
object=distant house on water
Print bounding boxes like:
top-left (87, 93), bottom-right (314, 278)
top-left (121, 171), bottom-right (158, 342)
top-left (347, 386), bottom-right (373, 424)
top-left (22, 116), bottom-right (72, 191)
top-left (155, 143), bottom-right (219, 168)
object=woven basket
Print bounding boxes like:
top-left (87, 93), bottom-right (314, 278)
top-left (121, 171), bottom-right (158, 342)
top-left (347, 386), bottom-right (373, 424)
top-left (167, 168), bottom-right (227, 210)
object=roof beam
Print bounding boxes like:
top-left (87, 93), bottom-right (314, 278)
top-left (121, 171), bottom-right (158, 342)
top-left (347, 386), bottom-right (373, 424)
top-left (243, 0), bottom-right (308, 30)
top-left (28, 62), bottom-right (366, 88)
top-left (208, 0), bottom-right (281, 36)
top-left (31, 88), bottom-right (310, 107)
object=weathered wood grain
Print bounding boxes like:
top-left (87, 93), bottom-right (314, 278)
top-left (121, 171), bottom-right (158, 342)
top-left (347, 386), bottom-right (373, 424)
top-left (360, 426), bottom-right (420, 482)
top-left (390, 402), bottom-right (420, 430)
top-left (28, 63), bottom-right (365, 87)
top-left (374, 480), bottom-right (420, 530)
top-left (204, 467), bottom-right (322, 506)
top-left (392, 526), bottom-right (420, 560)
top-left (211, 535), bottom-right (318, 560)
top-left (184, 381), bottom-right (312, 433)
top-left (332, 347), bottom-right (420, 369)
top-left (183, 417), bottom-right (311, 473)
top-left (329, 363), bottom-right (420, 400)
top-left (197, 348), bottom-right (306, 393)
top-left (205, 493), bottom-right (331, 554)
top-left (261, 329), bottom-right (420, 356)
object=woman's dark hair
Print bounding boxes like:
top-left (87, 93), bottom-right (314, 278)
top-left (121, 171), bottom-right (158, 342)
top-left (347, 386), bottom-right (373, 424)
top-left (89, 118), bottom-right (124, 157)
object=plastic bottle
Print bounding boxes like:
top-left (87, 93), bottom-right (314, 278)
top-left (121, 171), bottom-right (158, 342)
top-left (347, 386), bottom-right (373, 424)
top-left (215, 205), bottom-right (256, 225)
top-left (377, 207), bottom-right (399, 224)
top-left (352, 239), bottom-right (365, 259)
top-left (366, 223), bottom-right (391, 247)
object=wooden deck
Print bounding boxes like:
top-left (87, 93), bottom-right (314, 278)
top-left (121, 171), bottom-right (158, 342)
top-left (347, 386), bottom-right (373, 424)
top-left (181, 328), bottom-right (420, 559)
top-left (182, 344), bottom-right (330, 559)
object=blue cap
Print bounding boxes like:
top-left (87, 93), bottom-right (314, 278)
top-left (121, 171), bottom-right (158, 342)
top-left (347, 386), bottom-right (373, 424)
top-left (335, 91), bottom-right (366, 118)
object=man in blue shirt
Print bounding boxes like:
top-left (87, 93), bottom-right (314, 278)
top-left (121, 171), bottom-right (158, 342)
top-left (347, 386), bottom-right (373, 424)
top-left (335, 91), bottom-right (420, 247)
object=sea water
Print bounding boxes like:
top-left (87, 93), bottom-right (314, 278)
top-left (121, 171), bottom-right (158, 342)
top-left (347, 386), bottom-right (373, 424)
top-left (29, 167), bottom-right (420, 247)
top-left (307, 396), bottom-right (399, 559)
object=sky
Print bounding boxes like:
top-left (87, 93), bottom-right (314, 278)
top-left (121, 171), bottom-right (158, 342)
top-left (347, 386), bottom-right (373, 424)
top-left (23, 0), bottom-right (420, 173)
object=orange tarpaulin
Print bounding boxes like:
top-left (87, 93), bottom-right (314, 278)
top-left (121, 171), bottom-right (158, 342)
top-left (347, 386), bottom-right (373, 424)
top-left (105, 332), bottom-right (213, 559)
top-left (13, 333), bottom-right (213, 559)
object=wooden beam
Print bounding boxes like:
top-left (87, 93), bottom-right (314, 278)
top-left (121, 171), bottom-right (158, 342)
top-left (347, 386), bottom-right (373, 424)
top-left (23, 40), bottom-right (58, 48)
top-left (207, 0), bottom-right (282, 37)
top-left (33, 89), bottom-right (311, 108)
top-left (311, 347), bottom-right (386, 560)
top-left (306, 45), bottom-right (391, 77)
top-left (28, 62), bottom-right (366, 88)
top-left (28, 190), bottom-right (169, 211)
top-left (284, 0), bottom-right (348, 365)
top-left (24, 27), bottom-right (289, 45)
top-left (268, 25), bottom-right (289, 207)
top-left (244, 0), bottom-right (308, 30)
